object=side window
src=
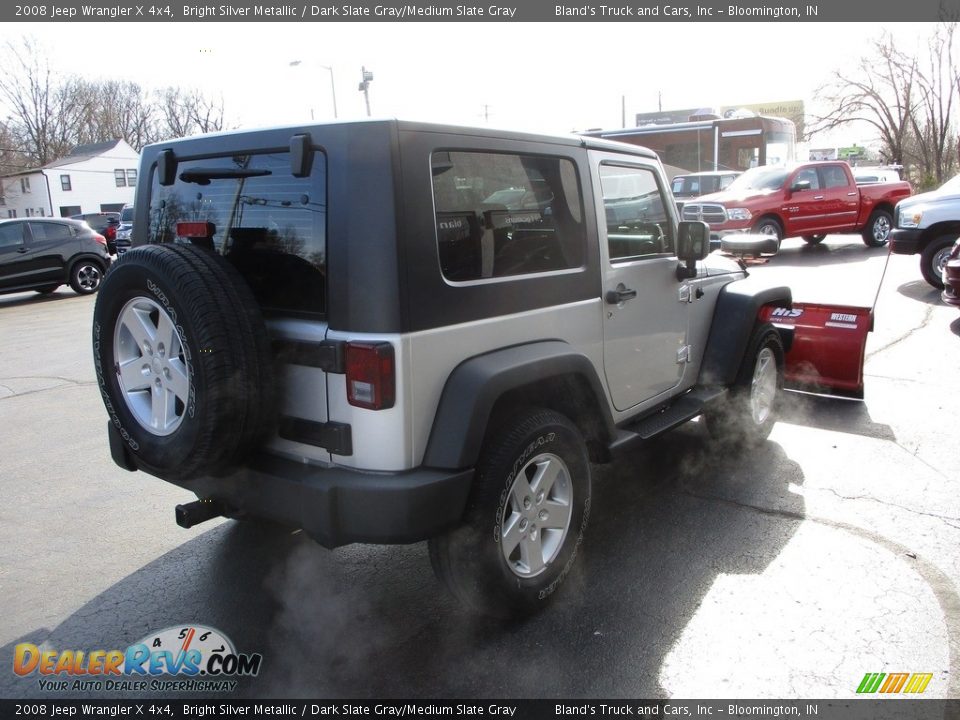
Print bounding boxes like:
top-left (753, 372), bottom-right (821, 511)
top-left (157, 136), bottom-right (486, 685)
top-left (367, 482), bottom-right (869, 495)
top-left (600, 164), bottom-right (674, 261)
top-left (821, 165), bottom-right (850, 189)
top-left (720, 174), bottom-right (737, 190)
top-left (29, 222), bottom-right (72, 242)
top-left (431, 151), bottom-right (585, 282)
top-left (794, 168), bottom-right (820, 190)
top-left (0, 223), bottom-right (23, 248)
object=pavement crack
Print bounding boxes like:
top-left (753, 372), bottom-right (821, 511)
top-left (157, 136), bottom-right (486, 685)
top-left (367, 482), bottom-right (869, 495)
top-left (0, 376), bottom-right (95, 400)
top-left (679, 485), bottom-right (960, 527)
top-left (866, 305), bottom-right (933, 359)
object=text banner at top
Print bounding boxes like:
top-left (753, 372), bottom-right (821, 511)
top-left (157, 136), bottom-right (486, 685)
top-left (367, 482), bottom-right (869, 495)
top-left (4, 0), bottom-right (959, 22)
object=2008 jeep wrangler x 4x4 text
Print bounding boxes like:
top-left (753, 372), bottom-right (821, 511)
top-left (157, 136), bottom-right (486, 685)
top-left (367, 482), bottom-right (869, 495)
top-left (94, 120), bottom-right (798, 617)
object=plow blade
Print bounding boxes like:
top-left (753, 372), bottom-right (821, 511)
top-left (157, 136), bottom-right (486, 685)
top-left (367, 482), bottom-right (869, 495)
top-left (759, 303), bottom-right (873, 400)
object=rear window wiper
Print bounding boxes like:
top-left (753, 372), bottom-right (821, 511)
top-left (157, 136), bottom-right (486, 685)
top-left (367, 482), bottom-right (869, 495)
top-left (179, 168), bottom-right (272, 185)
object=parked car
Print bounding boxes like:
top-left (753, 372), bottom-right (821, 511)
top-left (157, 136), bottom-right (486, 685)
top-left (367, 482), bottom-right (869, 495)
top-left (0, 217), bottom-right (111, 296)
top-left (682, 161), bottom-right (912, 248)
top-left (92, 120), bottom-right (868, 617)
top-left (671, 170), bottom-right (741, 201)
top-left (891, 174), bottom-right (960, 289)
top-left (942, 238), bottom-right (960, 307)
top-left (852, 166), bottom-right (903, 185)
top-left (115, 204), bottom-right (134, 255)
top-left (71, 212), bottom-right (120, 254)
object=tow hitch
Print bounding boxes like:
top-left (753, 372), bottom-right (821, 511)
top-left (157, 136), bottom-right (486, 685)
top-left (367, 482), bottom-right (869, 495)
top-left (175, 499), bottom-right (227, 528)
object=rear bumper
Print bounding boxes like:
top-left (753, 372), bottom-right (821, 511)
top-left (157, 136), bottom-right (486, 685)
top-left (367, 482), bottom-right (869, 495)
top-left (890, 228), bottom-right (923, 255)
top-left (108, 422), bottom-right (473, 548)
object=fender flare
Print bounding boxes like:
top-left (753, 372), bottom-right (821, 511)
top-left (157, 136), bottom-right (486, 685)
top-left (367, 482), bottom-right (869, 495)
top-left (422, 341), bottom-right (615, 470)
top-left (699, 280), bottom-right (792, 387)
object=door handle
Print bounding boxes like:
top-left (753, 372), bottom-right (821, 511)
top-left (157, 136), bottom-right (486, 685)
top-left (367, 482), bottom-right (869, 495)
top-left (813, 195), bottom-right (825, 200)
top-left (847, 192), bottom-right (857, 196)
top-left (17, 247), bottom-right (27, 253)
top-left (606, 284), bottom-right (637, 304)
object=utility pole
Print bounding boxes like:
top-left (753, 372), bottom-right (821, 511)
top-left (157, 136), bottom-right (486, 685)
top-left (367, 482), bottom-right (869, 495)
top-left (358, 66), bottom-right (374, 117)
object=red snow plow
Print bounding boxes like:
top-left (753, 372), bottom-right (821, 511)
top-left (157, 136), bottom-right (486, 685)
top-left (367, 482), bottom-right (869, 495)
top-left (761, 303), bottom-right (873, 400)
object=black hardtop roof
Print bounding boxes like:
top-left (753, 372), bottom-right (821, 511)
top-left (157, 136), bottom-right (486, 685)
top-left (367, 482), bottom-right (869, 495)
top-left (141, 118), bottom-right (660, 161)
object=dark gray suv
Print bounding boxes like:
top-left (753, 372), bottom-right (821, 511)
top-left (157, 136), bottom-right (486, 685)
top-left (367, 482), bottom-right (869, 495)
top-left (0, 218), bottom-right (111, 296)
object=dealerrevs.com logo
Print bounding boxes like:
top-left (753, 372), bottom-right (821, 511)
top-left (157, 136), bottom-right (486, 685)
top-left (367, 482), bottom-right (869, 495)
top-left (13, 625), bottom-right (262, 693)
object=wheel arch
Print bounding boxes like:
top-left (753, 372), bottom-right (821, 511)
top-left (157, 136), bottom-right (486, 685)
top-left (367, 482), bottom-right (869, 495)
top-left (698, 281), bottom-right (793, 387)
top-left (422, 341), bottom-right (616, 470)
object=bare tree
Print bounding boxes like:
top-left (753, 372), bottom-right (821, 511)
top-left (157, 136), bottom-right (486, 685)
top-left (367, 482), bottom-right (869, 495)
top-left (0, 38), bottom-right (93, 166)
top-left (81, 79), bottom-right (159, 151)
top-left (809, 32), bottom-right (917, 166)
top-left (155, 87), bottom-right (227, 140)
top-left (907, 22), bottom-right (960, 185)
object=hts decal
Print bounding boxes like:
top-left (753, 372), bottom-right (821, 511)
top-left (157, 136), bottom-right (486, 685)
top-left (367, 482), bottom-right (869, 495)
top-left (13, 625), bottom-right (261, 692)
top-left (856, 672), bottom-right (933, 694)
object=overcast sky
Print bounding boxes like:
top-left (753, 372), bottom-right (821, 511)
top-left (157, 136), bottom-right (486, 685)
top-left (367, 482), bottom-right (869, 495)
top-left (13, 22), bottom-right (939, 147)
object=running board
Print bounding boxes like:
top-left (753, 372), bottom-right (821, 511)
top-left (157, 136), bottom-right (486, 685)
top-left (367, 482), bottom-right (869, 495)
top-left (609, 387), bottom-right (726, 454)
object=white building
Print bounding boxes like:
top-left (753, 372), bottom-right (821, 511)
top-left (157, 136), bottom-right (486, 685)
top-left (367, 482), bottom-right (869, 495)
top-left (0, 139), bottom-right (140, 219)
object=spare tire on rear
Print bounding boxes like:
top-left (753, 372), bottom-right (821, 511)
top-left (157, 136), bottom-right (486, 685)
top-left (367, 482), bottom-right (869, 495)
top-left (92, 243), bottom-right (275, 482)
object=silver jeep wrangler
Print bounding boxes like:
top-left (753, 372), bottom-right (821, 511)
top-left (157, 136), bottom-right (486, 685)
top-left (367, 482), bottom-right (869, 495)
top-left (93, 121), bottom-right (791, 617)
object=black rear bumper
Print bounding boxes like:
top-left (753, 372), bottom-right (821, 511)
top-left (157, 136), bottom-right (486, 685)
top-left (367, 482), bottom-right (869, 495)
top-left (108, 422), bottom-right (473, 548)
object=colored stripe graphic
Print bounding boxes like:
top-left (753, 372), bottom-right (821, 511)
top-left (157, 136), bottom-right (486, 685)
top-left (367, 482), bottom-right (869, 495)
top-left (857, 673), bottom-right (885, 693)
top-left (880, 673), bottom-right (910, 693)
top-left (857, 672), bottom-right (933, 694)
top-left (903, 673), bottom-right (933, 694)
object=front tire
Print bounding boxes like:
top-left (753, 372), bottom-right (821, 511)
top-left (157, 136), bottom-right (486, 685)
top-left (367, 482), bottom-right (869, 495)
top-left (429, 408), bottom-right (591, 617)
top-left (921, 236), bottom-right (955, 290)
top-left (753, 217), bottom-right (783, 247)
top-left (705, 324), bottom-right (784, 446)
top-left (862, 209), bottom-right (893, 247)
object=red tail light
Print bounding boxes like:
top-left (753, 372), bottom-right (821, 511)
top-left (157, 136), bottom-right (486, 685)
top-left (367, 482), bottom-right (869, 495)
top-left (176, 221), bottom-right (215, 239)
top-left (345, 342), bottom-right (395, 410)
top-left (93, 233), bottom-right (107, 246)
top-left (105, 225), bottom-right (116, 240)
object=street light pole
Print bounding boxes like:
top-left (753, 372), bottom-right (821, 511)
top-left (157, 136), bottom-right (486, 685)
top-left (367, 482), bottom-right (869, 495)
top-left (288, 60), bottom-right (338, 119)
top-left (358, 66), bottom-right (374, 117)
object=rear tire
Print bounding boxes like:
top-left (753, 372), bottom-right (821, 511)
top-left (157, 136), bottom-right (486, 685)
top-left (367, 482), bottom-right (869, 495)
top-left (92, 244), bottom-right (275, 481)
top-left (69, 260), bottom-right (105, 295)
top-left (705, 324), bottom-right (784, 446)
top-left (862, 209), bottom-right (892, 247)
top-left (921, 236), bottom-right (955, 290)
top-left (429, 408), bottom-right (591, 617)
top-left (802, 234), bottom-right (826, 245)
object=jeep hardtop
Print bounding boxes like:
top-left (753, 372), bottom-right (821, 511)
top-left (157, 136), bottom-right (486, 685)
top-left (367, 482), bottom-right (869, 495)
top-left (94, 120), bottom-right (794, 616)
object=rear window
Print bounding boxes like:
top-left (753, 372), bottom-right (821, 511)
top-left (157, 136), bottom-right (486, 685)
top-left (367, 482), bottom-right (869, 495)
top-left (148, 151), bottom-right (327, 316)
top-left (431, 151), bottom-right (585, 282)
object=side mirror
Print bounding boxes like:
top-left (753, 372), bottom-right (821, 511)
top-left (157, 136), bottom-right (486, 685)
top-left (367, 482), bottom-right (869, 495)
top-left (676, 220), bottom-right (710, 280)
top-left (790, 179), bottom-right (812, 193)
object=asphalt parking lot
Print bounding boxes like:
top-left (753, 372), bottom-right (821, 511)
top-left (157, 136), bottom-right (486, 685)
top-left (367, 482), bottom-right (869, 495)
top-left (1, 235), bottom-right (958, 701)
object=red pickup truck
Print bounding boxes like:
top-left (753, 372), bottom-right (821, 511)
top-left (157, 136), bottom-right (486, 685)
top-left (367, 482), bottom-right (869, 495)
top-left (680, 162), bottom-right (912, 248)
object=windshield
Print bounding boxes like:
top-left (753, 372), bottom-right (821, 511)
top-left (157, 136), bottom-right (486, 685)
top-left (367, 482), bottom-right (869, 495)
top-left (728, 166), bottom-right (788, 192)
top-left (120, 206), bottom-right (134, 222)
